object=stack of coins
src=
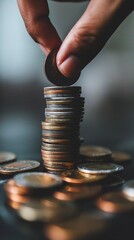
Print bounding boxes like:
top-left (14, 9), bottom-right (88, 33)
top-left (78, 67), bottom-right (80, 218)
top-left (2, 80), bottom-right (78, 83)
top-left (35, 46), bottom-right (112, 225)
top-left (41, 86), bottom-right (85, 174)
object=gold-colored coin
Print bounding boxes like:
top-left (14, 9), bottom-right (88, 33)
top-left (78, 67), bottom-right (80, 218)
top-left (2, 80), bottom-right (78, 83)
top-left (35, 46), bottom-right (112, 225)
top-left (61, 169), bottom-right (107, 184)
top-left (96, 191), bottom-right (134, 213)
top-left (14, 172), bottom-right (63, 189)
top-left (54, 185), bottom-right (102, 201)
top-left (112, 151), bottom-right (132, 163)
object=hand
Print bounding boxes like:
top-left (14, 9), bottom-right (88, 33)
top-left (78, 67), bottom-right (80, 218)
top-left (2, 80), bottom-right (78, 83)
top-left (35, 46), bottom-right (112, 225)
top-left (17, 0), bottom-right (133, 79)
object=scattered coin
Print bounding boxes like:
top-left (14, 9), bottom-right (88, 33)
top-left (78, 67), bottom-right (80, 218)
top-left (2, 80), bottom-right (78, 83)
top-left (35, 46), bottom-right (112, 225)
top-left (61, 169), bottom-right (107, 184)
top-left (96, 191), bottom-right (134, 213)
top-left (45, 49), bottom-right (80, 86)
top-left (78, 163), bottom-right (124, 175)
top-left (0, 160), bottom-right (40, 175)
top-left (0, 152), bottom-right (16, 164)
top-left (54, 185), bottom-right (102, 201)
top-left (100, 175), bottom-right (125, 189)
top-left (14, 172), bottom-right (62, 190)
top-left (18, 198), bottom-right (77, 222)
top-left (112, 151), bottom-right (132, 164)
top-left (122, 179), bottom-right (134, 201)
top-left (80, 145), bottom-right (112, 161)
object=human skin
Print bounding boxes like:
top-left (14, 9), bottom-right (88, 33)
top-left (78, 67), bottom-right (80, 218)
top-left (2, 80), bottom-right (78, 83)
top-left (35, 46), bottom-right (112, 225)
top-left (17, 0), bottom-right (134, 79)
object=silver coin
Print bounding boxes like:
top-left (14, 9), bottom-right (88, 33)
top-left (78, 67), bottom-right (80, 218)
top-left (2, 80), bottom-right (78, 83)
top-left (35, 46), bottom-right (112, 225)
top-left (0, 160), bottom-right (40, 174)
top-left (44, 94), bottom-right (81, 98)
top-left (14, 172), bottom-right (62, 189)
top-left (122, 180), bottom-right (134, 201)
top-left (78, 163), bottom-right (124, 174)
top-left (0, 152), bottom-right (16, 164)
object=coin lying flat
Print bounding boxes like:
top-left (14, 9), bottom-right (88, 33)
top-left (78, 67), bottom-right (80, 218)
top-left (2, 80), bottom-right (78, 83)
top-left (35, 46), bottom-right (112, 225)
top-left (45, 49), bottom-right (80, 86)
top-left (122, 180), bottom-right (134, 201)
top-left (80, 145), bottom-right (112, 161)
top-left (78, 163), bottom-right (124, 174)
top-left (0, 160), bottom-right (40, 174)
top-left (112, 151), bottom-right (132, 164)
top-left (0, 152), bottom-right (16, 164)
top-left (96, 191), bottom-right (134, 213)
top-left (100, 175), bottom-right (125, 189)
top-left (14, 172), bottom-right (62, 189)
top-left (61, 169), bottom-right (107, 184)
top-left (54, 185), bottom-right (102, 201)
top-left (18, 198), bottom-right (77, 222)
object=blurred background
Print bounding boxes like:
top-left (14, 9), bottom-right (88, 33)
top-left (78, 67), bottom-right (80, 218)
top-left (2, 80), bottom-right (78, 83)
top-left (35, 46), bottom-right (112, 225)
top-left (0, 0), bottom-right (134, 160)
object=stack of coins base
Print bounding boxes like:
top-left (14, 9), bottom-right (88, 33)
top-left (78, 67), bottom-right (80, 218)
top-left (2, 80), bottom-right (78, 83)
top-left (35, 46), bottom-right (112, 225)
top-left (41, 86), bottom-right (85, 174)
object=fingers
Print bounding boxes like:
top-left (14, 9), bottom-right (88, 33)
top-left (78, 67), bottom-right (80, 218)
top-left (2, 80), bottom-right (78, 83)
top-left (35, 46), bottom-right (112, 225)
top-left (17, 0), bottom-right (61, 55)
top-left (57, 0), bottom-right (133, 78)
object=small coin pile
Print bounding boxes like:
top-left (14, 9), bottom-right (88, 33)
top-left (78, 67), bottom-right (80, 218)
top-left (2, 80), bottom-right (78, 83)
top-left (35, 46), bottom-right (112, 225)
top-left (41, 86), bottom-right (85, 174)
top-left (4, 172), bottom-right (63, 210)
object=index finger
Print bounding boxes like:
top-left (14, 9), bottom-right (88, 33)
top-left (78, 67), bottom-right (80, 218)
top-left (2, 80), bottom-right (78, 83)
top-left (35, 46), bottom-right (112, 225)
top-left (17, 0), bottom-right (61, 55)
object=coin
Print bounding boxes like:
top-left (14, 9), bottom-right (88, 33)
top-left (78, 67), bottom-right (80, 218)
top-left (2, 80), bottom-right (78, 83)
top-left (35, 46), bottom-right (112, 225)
top-left (45, 49), bottom-right (80, 86)
top-left (0, 160), bottom-right (40, 174)
top-left (0, 152), bottom-right (16, 164)
top-left (18, 198), bottom-right (77, 222)
top-left (100, 175), bottom-right (125, 189)
top-left (122, 180), bottom-right (134, 201)
top-left (61, 169), bottom-right (107, 184)
top-left (78, 163), bottom-right (124, 174)
top-left (96, 191), bottom-right (134, 213)
top-left (54, 185), bottom-right (102, 201)
top-left (44, 86), bottom-right (81, 93)
top-left (112, 151), bottom-right (132, 163)
top-left (14, 172), bottom-right (62, 189)
top-left (80, 145), bottom-right (112, 161)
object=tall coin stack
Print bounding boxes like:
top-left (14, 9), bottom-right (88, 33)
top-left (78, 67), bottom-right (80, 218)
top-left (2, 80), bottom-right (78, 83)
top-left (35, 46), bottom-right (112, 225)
top-left (41, 86), bottom-right (85, 174)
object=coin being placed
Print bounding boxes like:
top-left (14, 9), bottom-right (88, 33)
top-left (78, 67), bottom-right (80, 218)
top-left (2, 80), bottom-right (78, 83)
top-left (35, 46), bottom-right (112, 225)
top-left (14, 172), bottom-right (62, 190)
top-left (96, 191), bottom-right (134, 213)
top-left (45, 49), bottom-right (80, 86)
top-left (61, 169), bottom-right (107, 184)
top-left (0, 160), bottom-right (40, 175)
top-left (112, 151), bottom-right (132, 164)
top-left (54, 185), bottom-right (102, 201)
top-left (78, 163), bottom-right (124, 175)
top-left (80, 145), bottom-right (112, 161)
top-left (122, 180), bottom-right (134, 201)
top-left (0, 152), bottom-right (16, 164)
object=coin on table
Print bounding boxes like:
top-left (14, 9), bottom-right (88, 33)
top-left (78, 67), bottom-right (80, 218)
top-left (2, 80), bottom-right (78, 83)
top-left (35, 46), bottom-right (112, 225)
top-left (112, 151), bottom-right (132, 164)
top-left (18, 198), bottom-right (77, 222)
top-left (0, 152), bottom-right (16, 164)
top-left (78, 163), bottom-right (124, 175)
top-left (100, 175), bottom-right (125, 189)
top-left (45, 49), bottom-right (80, 86)
top-left (96, 191), bottom-right (134, 213)
top-left (54, 185), bottom-right (102, 201)
top-left (80, 145), bottom-right (112, 161)
top-left (122, 180), bottom-right (134, 201)
top-left (0, 160), bottom-right (40, 174)
top-left (61, 169), bottom-right (107, 184)
top-left (14, 172), bottom-right (62, 190)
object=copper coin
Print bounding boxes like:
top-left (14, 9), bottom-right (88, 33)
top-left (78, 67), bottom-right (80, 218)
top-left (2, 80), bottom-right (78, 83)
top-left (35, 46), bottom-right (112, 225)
top-left (0, 152), bottom-right (16, 164)
top-left (45, 49), bottom-right (80, 86)
top-left (4, 179), bottom-right (29, 195)
top-left (6, 192), bottom-right (31, 204)
top-left (54, 185), bottom-right (102, 201)
top-left (96, 191), bottom-right (134, 213)
top-left (14, 172), bottom-right (62, 189)
top-left (80, 145), bottom-right (112, 161)
top-left (42, 138), bottom-right (78, 144)
top-left (101, 175), bottom-right (125, 189)
top-left (7, 198), bottom-right (21, 210)
top-left (61, 169), bottom-right (107, 184)
top-left (0, 160), bottom-right (40, 174)
top-left (42, 155), bottom-right (73, 161)
top-left (112, 151), bottom-right (132, 163)
top-left (44, 86), bottom-right (81, 93)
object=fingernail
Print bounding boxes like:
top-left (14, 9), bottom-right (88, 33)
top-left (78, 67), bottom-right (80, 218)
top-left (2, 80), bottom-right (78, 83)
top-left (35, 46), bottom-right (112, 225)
top-left (57, 55), bottom-right (81, 79)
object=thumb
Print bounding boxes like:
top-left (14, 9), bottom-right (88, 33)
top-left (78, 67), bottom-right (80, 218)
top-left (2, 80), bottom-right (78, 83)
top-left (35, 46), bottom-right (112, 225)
top-left (57, 0), bottom-right (133, 79)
